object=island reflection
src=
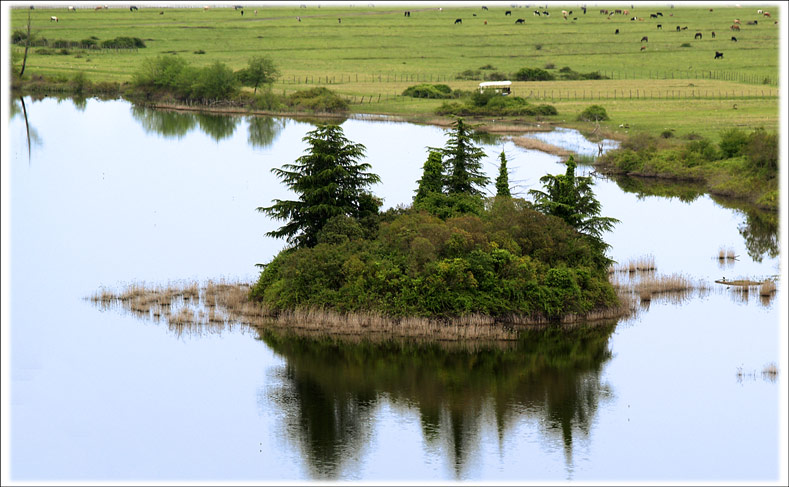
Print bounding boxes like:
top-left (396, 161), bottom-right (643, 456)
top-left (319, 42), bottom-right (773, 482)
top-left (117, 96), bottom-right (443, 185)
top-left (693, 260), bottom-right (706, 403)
top-left (258, 324), bottom-right (615, 479)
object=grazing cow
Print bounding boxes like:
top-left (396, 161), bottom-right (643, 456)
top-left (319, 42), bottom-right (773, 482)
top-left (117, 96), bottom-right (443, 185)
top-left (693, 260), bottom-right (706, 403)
top-left (543, 11), bottom-right (549, 16)
top-left (454, 18), bottom-right (462, 24)
top-left (746, 20), bottom-right (757, 25)
top-left (297, 16), bottom-right (301, 21)
top-left (711, 31), bottom-right (716, 38)
top-left (204, 6), bottom-right (209, 10)
top-left (733, 19), bottom-right (740, 24)
top-left (650, 13), bottom-right (657, 18)
top-left (731, 36), bottom-right (737, 41)
top-left (731, 24), bottom-right (740, 30)
top-left (623, 10), bottom-right (629, 15)
top-left (130, 5), bottom-right (138, 11)
top-left (254, 10), bottom-right (257, 15)
top-left (600, 9), bottom-right (608, 14)
top-left (630, 16), bottom-right (637, 21)
top-left (582, 7), bottom-right (587, 14)
top-left (159, 11), bottom-right (164, 15)
top-left (234, 5), bottom-right (243, 10)
top-left (641, 36), bottom-right (648, 42)
top-left (573, 17), bottom-right (577, 20)
top-left (640, 45), bottom-right (646, 51)
top-left (94, 5), bottom-right (102, 10)
top-left (338, 18), bottom-right (341, 23)
top-left (515, 18), bottom-right (525, 24)
top-left (677, 25), bottom-right (681, 31)
top-left (757, 9), bottom-right (763, 14)
top-left (50, 16), bottom-right (58, 22)
top-left (473, 13), bottom-right (477, 16)
top-left (482, 6), bottom-right (488, 10)
top-left (484, 20), bottom-right (487, 24)
top-left (657, 24), bottom-right (662, 29)
top-left (657, 12), bottom-right (663, 16)
top-left (615, 9), bottom-right (622, 14)
top-left (505, 10), bottom-right (512, 16)
top-left (615, 28), bottom-right (619, 34)
top-left (68, 6), bottom-right (75, 11)
top-left (715, 51), bottom-right (724, 59)
top-left (695, 32), bottom-right (702, 39)
top-left (562, 10), bottom-right (568, 16)
top-left (682, 26), bottom-right (688, 30)
top-left (240, 10), bottom-right (244, 15)
top-left (763, 12), bottom-right (770, 17)
top-left (534, 10), bottom-right (541, 16)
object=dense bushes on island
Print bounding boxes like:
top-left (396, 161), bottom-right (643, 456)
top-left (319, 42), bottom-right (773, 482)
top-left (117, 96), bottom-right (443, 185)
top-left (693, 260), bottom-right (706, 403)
top-left (596, 128), bottom-right (778, 209)
top-left (251, 119), bottom-right (619, 322)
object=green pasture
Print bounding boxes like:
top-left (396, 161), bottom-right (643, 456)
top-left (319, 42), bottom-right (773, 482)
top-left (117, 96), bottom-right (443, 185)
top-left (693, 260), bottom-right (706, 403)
top-left (9, 4), bottom-right (780, 137)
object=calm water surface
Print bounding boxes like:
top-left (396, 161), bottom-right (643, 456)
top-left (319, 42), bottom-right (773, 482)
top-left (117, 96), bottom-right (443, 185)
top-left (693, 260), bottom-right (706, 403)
top-left (6, 97), bottom-right (783, 481)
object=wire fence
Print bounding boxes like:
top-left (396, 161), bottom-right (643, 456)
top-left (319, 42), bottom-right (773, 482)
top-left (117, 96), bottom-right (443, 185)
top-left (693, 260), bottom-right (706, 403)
top-left (344, 88), bottom-right (777, 104)
top-left (278, 69), bottom-right (777, 86)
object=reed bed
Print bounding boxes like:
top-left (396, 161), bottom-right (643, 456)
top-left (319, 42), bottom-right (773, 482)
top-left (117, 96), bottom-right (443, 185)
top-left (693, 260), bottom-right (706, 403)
top-left (88, 279), bottom-right (637, 342)
top-left (762, 362), bottom-right (779, 380)
top-left (610, 255), bottom-right (657, 274)
top-left (511, 136), bottom-right (575, 157)
top-left (759, 279), bottom-right (776, 296)
top-left (717, 246), bottom-right (737, 261)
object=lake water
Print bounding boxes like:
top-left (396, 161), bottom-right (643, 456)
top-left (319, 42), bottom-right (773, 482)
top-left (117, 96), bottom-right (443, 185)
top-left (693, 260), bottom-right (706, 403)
top-left (5, 97), bottom-right (784, 482)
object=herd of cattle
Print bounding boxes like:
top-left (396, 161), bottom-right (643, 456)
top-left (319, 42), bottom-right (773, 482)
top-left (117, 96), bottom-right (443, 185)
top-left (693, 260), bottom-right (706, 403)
top-left (46, 4), bottom-right (775, 60)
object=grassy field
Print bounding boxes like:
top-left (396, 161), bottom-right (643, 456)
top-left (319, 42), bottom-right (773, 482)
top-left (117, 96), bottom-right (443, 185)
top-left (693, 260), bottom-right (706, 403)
top-left (9, 3), bottom-right (781, 138)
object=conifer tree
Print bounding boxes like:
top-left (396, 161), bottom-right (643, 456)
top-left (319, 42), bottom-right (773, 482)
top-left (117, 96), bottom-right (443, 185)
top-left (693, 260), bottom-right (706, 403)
top-left (435, 118), bottom-right (489, 196)
top-left (495, 151), bottom-right (511, 197)
top-left (258, 124), bottom-right (381, 248)
top-left (414, 150), bottom-right (445, 204)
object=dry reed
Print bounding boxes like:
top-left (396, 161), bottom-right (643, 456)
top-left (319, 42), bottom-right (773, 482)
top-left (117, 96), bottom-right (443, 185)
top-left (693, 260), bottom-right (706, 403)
top-left (759, 280), bottom-right (776, 296)
top-left (88, 279), bottom-right (637, 342)
top-left (511, 136), bottom-right (575, 156)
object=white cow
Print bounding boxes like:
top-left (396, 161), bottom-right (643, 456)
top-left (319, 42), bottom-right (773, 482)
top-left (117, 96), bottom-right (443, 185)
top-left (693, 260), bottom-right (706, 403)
top-left (50, 16), bottom-right (58, 22)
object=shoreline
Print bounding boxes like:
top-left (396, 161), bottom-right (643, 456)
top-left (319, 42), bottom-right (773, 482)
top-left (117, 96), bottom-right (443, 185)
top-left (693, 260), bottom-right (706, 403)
top-left (89, 280), bottom-right (637, 343)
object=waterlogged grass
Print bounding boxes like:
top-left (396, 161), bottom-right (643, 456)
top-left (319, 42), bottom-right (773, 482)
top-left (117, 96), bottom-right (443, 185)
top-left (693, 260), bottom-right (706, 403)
top-left (10, 4), bottom-right (779, 137)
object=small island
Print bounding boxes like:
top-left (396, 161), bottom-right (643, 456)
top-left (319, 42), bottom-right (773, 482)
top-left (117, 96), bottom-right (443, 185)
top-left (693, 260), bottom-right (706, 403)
top-left (247, 118), bottom-right (625, 334)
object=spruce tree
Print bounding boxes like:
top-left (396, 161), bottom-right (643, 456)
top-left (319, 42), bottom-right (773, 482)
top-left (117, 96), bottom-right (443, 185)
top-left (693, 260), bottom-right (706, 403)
top-left (435, 118), bottom-right (489, 196)
top-left (414, 150), bottom-right (445, 204)
top-left (495, 151), bottom-right (511, 197)
top-left (258, 124), bottom-right (381, 248)
top-left (529, 155), bottom-right (619, 244)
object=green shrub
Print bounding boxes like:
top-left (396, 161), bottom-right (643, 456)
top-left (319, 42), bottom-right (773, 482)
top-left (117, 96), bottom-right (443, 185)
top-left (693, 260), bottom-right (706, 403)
top-left (718, 128), bottom-right (749, 158)
top-left (287, 87), bottom-right (348, 112)
top-left (745, 129), bottom-right (778, 172)
top-left (514, 67), bottom-right (554, 81)
top-left (484, 71), bottom-right (508, 81)
top-left (544, 63), bottom-right (556, 69)
top-left (577, 105), bottom-right (609, 122)
top-left (661, 129), bottom-right (675, 139)
top-left (479, 64), bottom-right (496, 70)
top-left (402, 83), bottom-right (453, 99)
top-left (191, 61), bottom-right (239, 100)
top-left (621, 133), bottom-right (657, 152)
top-left (680, 42), bottom-right (692, 47)
top-left (456, 69), bottom-right (482, 80)
top-left (100, 36), bottom-right (145, 49)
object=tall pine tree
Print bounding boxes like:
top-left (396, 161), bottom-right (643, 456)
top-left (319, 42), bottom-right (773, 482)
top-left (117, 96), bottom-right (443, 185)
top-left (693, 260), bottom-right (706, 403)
top-left (495, 151), bottom-right (511, 197)
top-left (414, 150), bottom-right (445, 204)
top-left (436, 118), bottom-right (489, 196)
top-left (258, 124), bottom-right (381, 248)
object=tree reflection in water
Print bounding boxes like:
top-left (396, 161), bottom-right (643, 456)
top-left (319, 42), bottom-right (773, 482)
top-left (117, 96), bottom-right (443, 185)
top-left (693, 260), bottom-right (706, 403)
top-left (611, 175), bottom-right (778, 263)
top-left (129, 106), bottom-right (287, 148)
top-left (258, 323), bottom-right (615, 480)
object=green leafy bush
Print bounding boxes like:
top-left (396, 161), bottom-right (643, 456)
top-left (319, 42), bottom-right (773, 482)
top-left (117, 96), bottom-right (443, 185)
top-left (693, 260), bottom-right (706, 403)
top-left (577, 105), bottom-right (609, 122)
top-left (286, 87), bottom-right (349, 112)
top-left (718, 128), bottom-right (749, 158)
top-left (513, 67), bottom-right (555, 81)
top-left (100, 36), bottom-right (145, 49)
top-left (402, 83), bottom-right (453, 99)
top-left (745, 129), bottom-right (778, 172)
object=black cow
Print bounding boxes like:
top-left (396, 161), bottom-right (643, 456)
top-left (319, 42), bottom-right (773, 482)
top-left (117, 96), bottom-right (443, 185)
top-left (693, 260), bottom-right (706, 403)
top-left (682, 26), bottom-right (688, 30)
top-left (615, 28), bottom-right (619, 34)
top-left (746, 20), bottom-right (757, 25)
top-left (641, 36), bottom-right (648, 42)
top-left (505, 10), bottom-right (512, 16)
top-left (534, 10), bottom-right (541, 16)
top-left (657, 24), bottom-right (662, 29)
top-left (454, 18), bottom-right (462, 24)
top-left (482, 6), bottom-right (488, 10)
top-left (650, 13), bottom-right (658, 18)
top-left (676, 25), bottom-right (681, 31)
top-left (129, 5), bottom-right (138, 11)
top-left (731, 36), bottom-right (737, 42)
top-left (712, 31), bottom-right (716, 38)
top-left (234, 5), bottom-right (242, 10)
top-left (515, 18), bottom-right (525, 24)
top-left (715, 51), bottom-right (724, 59)
top-left (657, 12), bottom-right (663, 16)
top-left (543, 11), bottom-right (550, 16)
top-left (695, 32), bottom-right (702, 39)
